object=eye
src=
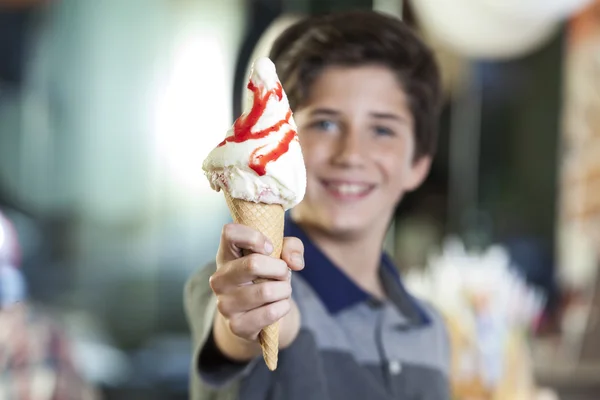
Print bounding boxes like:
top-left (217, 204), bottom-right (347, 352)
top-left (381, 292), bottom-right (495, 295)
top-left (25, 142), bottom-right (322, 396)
top-left (312, 120), bottom-right (338, 132)
top-left (374, 125), bottom-right (395, 137)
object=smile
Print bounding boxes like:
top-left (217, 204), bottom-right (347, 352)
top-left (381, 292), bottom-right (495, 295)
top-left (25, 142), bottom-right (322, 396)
top-left (321, 180), bottom-right (376, 199)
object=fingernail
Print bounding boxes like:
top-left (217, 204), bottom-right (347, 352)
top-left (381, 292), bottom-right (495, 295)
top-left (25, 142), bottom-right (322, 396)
top-left (292, 253), bottom-right (304, 268)
top-left (264, 241), bottom-right (274, 254)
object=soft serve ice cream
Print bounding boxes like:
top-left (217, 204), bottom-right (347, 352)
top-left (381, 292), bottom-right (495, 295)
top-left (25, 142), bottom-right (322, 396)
top-left (202, 57), bottom-right (306, 210)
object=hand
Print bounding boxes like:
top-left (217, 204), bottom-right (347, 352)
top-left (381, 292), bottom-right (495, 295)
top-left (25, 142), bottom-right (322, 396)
top-left (210, 223), bottom-right (305, 344)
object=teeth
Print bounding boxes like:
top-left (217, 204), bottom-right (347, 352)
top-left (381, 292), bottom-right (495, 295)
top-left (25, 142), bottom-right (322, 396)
top-left (329, 183), bottom-right (370, 195)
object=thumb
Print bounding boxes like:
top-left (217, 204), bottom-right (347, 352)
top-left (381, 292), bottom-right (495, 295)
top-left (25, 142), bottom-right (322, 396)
top-left (281, 236), bottom-right (305, 272)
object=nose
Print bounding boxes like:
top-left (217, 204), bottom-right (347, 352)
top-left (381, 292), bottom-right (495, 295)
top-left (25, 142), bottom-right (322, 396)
top-left (331, 128), bottom-right (365, 168)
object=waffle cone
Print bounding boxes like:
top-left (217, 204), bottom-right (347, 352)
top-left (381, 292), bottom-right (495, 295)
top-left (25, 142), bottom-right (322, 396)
top-left (224, 192), bottom-right (284, 371)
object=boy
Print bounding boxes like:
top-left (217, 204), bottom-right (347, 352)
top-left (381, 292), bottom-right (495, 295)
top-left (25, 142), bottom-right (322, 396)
top-left (185, 10), bottom-right (449, 400)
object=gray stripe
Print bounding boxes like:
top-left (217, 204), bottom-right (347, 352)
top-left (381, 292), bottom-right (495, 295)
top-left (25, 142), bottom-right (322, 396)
top-left (334, 302), bottom-right (384, 364)
top-left (291, 275), bottom-right (354, 353)
top-left (381, 301), bottom-right (450, 374)
top-left (239, 331), bottom-right (449, 400)
top-left (293, 274), bottom-right (449, 374)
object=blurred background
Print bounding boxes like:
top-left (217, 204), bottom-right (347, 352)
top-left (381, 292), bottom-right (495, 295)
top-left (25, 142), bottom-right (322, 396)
top-left (0, 0), bottom-right (599, 399)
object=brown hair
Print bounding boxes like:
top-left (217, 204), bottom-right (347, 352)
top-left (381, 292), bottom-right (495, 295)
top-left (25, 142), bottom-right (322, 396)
top-left (269, 10), bottom-right (442, 159)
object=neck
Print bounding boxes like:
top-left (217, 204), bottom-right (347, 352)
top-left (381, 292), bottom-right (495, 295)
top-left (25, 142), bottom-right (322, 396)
top-left (295, 219), bottom-right (389, 299)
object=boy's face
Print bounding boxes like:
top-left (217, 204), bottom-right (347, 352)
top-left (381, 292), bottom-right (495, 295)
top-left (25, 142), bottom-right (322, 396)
top-left (292, 65), bottom-right (431, 239)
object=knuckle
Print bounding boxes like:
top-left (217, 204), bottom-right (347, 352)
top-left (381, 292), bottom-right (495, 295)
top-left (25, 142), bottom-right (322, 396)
top-left (227, 318), bottom-right (241, 336)
top-left (266, 300), bottom-right (288, 322)
top-left (244, 254), bottom-right (261, 274)
top-left (280, 299), bottom-right (291, 314)
top-left (257, 284), bottom-right (273, 302)
top-left (215, 298), bottom-right (228, 316)
top-left (264, 304), bottom-right (279, 322)
top-left (208, 274), bottom-right (221, 293)
top-left (209, 269), bottom-right (230, 292)
top-left (221, 224), bottom-right (235, 242)
top-left (228, 318), bottom-right (247, 339)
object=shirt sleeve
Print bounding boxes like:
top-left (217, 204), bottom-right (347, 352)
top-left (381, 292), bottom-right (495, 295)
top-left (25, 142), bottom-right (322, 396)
top-left (184, 263), bottom-right (258, 399)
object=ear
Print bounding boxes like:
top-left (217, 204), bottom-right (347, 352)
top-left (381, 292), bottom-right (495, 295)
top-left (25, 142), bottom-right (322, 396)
top-left (403, 156), bottom-right (432, 192)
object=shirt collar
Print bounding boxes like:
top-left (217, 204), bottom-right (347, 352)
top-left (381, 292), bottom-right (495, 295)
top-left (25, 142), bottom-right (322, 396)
top-left (285, 215), bottom-right (430, 326)
top-left (379, 253), bottom-right (431, 326)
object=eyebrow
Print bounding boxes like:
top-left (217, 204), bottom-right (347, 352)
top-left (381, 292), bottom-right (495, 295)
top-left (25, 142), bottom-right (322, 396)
top-left (370, 112), bottom-right (409, 125)
top-left (309, 108), bottom-right (341, 117)
top-left (309, 108), bottom-right (408, 125)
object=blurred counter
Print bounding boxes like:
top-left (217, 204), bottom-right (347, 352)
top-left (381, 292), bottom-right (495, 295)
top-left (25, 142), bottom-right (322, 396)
top-left (535, 361), bottom-right (600, 399)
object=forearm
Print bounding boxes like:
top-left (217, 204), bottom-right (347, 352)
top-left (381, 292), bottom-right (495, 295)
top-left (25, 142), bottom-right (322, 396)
top-left (212, 299), bottom-right (301, 362)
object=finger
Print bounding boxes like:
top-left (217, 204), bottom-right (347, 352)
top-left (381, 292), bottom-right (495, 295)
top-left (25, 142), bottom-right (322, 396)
top-left (217, 224), bottom-right (274, 264)
top-left (209, 254), bottom-right (290, 293)
top-left (281, 236), bottom-right (305, 271)
top-left (215, 281), bottom-right (292, 317)
top-left (228, 299), bottom-right (291, 341)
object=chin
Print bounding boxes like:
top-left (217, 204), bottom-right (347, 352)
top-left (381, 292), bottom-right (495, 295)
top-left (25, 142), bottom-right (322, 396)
top-left (330, 209), bottom-right (369, 230)
top-left (301, 204), bottom-right (379, 240)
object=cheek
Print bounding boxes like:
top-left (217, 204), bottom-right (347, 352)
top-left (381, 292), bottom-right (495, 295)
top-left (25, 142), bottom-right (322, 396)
top-left (378, 152), bottom-right (410, 192)
top-left (377, 137), bottom-right (414, 178)
top-left (298, 144), bottom-right (329, 200)
top-left (299, 139), bottom-right (328, 174)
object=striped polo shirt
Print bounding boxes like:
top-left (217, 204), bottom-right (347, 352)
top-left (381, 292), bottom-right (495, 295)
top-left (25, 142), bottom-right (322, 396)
top-left (185, 217), bottom-right (451, 400)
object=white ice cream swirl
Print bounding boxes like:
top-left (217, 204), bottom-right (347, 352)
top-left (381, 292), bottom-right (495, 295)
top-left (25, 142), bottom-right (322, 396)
top-left (202, 57), bottom-right (306, 210)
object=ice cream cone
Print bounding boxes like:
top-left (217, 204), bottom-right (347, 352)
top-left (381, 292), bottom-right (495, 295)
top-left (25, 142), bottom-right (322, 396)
top-left (204, 58), bottom-right (305, 370)
top-left (224, 192), bottom-right (284, 371)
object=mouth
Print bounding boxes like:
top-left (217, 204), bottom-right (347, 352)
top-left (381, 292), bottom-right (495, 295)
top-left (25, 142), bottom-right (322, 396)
top-left (320, 179), bottom-right (376, 200)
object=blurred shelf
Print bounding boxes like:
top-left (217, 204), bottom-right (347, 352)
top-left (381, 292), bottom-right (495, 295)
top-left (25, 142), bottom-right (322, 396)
top-left (535, 362), bottom-right (600, 388)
